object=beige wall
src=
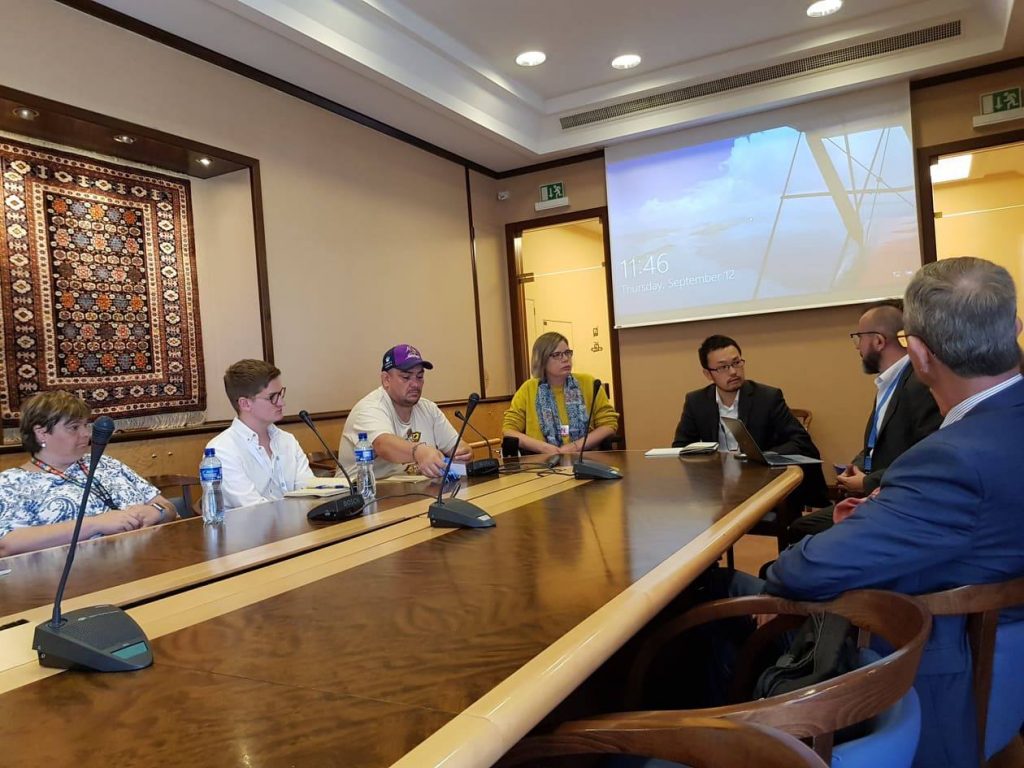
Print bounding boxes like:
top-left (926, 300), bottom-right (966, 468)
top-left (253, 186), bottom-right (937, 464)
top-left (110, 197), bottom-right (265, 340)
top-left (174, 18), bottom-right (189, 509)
top-left (911, 65), bottom-right (1024, 148)
top-left (3, 0), bottom-right (483, 416)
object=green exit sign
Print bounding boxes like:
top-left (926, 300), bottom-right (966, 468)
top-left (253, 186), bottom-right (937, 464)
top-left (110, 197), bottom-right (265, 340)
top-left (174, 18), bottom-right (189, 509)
top-left (540, 182), bottom-right (565, 201)
top-left (981, 87), bottom-right (1022, 114)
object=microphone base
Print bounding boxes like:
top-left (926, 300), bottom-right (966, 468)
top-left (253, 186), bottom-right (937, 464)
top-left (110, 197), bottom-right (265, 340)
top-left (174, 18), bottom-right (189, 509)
top-left (428, 498), bottom-right (495, 529)
top-left (307, 493), bottom-right (366, 522)
top-left (34, 605), bottom-right (153, 672)
top-left (573, 459), bottom-right (623, 481)
top-left (466, 458), bottom-right (499, 477)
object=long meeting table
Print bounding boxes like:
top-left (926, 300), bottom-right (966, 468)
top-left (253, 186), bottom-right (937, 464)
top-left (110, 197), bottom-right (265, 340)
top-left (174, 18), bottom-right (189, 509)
top-left (0, 451), bottom-right (800, 767)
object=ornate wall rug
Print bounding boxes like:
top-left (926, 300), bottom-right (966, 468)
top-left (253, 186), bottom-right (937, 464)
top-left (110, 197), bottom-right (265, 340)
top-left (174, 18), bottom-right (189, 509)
top-left (0, 137), bottom-right (205, 428)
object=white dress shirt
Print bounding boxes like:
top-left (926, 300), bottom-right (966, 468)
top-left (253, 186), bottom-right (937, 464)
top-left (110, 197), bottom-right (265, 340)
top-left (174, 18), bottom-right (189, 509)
top-left (941, 373), bottom-right (1023, 429)
top-left (716, 389), bottom-right (740, 452)
top-left (207, 418), bottom-right (315, 510)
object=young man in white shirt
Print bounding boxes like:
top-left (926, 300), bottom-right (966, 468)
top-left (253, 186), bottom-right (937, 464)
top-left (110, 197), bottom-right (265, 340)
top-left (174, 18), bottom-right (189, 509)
top-left (339, 344), bottom-right (472, 480)
top-left (207, 359), bottom-right (315, 509)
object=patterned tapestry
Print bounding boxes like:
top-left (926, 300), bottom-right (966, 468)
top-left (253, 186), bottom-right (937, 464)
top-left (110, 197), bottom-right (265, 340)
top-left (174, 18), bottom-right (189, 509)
top-left (0, 137), bottom-right (205, 429)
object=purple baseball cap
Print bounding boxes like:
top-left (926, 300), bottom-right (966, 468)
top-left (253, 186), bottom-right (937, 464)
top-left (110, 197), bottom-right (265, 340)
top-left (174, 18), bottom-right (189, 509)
top-left (382, 344), bottom-right (433, 372)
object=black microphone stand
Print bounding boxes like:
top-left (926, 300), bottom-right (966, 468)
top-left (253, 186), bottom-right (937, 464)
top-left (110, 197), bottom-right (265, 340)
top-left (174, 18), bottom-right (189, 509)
top-left (298, 410), bottom-right (366, 522)
top-left (427, 394), bottom-right (495, 528)
top-left (33, 417), bottom-right (154, 672)
top-left (572, 379), bottom-right (623, 480)
top-left (454, 410), bottom-right (499, 476)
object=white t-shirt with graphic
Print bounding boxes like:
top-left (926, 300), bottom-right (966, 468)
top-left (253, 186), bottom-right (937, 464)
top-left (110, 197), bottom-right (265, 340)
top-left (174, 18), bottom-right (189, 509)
top-left (339, 387), bottom-right (459, 479)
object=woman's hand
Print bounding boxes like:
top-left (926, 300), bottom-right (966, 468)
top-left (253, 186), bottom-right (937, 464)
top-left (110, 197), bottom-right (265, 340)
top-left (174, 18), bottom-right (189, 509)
top-left (84, 509), bottom-right (145, 537)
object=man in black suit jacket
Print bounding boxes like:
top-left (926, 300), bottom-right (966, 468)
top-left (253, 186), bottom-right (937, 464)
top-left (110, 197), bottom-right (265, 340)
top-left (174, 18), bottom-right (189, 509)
top-left (672, 335), bottom-right (829, 508)
top-left (789, 301), bottom-right (941, 539)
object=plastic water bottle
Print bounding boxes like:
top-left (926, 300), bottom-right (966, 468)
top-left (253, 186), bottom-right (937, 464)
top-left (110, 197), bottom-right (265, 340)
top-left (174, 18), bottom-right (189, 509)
top-left (354, 432), bottom-right (376, 502)
top-left (199, 447), bottom-right (225, 524)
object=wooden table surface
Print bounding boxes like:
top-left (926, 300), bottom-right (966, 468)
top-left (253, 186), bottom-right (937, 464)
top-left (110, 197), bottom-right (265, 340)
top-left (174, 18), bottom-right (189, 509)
top-left (0, 452), bottom-right (800, 768)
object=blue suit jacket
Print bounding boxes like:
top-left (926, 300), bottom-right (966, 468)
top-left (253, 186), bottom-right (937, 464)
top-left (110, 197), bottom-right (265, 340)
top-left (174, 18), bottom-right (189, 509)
top-left (766, 377), bottom-right (1024, 768)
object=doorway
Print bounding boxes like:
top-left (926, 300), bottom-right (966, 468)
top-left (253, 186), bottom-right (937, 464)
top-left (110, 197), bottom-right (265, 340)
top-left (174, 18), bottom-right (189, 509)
top-left (926, 139), bottom-right (1024, 322)
top-left (505, 207), bottom-right (625, 441)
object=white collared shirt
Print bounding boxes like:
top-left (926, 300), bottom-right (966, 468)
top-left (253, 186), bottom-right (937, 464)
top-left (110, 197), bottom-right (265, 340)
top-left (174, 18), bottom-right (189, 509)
top-left (872, 355), bottom-right (911, 431)
top-left (207, 417), bottom-right (315, 510)
top-left (716, 388), bottom-right (740, 452)
top-left (941, 373), bottom-right (1023, 429)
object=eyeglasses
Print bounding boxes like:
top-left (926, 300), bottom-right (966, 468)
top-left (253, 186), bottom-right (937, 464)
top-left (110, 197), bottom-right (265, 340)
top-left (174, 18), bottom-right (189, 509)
top-left (706, 359), bottom-right (745, 374)
top-left (549, 349), bottom-right (574, 361)
top-left (849, 331), bottom-right (887, 345)
top-left (250, 387), bottom-right (286, 405)
top-left (895, 330), bottom-right (919, 349)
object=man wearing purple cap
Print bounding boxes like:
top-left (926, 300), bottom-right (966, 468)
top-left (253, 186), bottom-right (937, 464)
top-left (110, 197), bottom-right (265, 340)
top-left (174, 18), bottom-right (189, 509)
top-left (338, 344), bottom-right (472, 480)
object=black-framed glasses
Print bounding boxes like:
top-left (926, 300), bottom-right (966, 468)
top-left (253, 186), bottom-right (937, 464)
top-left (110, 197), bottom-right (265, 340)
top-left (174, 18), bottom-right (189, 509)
top-left (849, 331), bottom-right (887, 345)
top-left (549, 349), bottom-right (574, 361)
top-left (706, 358), bottom-right (744, 374)
top-left (251, 387), bottom-right (286, 405)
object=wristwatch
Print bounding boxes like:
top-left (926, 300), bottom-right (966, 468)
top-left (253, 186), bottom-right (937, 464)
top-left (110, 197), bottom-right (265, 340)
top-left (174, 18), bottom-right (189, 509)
top-left (149, 501), bottom-right (166, 522)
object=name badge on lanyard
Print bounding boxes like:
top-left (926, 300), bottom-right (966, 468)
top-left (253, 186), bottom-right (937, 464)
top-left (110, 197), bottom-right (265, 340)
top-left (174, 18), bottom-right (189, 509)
top-left (560, 423), bottom-right (570, 442)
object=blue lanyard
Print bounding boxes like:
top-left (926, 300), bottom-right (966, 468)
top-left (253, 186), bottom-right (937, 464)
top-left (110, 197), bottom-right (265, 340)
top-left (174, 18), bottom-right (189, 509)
top-left (864, 374), bottom-right (902, 471)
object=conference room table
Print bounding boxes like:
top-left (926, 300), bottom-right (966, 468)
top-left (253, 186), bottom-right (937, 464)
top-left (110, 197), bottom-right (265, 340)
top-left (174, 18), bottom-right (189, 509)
top-left (0, 450), bottom-right (800, 767)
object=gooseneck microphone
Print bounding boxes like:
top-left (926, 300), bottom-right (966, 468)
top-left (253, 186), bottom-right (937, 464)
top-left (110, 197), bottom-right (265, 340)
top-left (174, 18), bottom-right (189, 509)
top-left (298, 410), bottom-right (365, 522)
top-left (428, 394), bottom-right (495, 529)
top-left (33, 416), bottom-right (154, 672)
top-left (572, 379), bottom-right (623, 481)
top-left (454, 409), bottom-right (499, 477)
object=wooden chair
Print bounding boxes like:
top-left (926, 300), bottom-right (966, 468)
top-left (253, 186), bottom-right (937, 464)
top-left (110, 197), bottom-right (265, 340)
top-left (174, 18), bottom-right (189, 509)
top-left (791, 408), bottom-right (813, 430)
top-left (496, 716), bottom-right (827, 767)
top-left (916, 574), bottom-right (1024, 766)
top-left (146, 474), bottom-right (200, 519)
top-left (307, 451), bottom-right (337, 477)
top-left (571, 590), bottom-right (931, 764)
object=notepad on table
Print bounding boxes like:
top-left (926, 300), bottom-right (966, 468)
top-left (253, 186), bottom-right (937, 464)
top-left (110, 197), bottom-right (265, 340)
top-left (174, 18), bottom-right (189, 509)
top-left (284, 477), bottom-right (351, 498)
top-left (645, 443), bottom-right (719, 457)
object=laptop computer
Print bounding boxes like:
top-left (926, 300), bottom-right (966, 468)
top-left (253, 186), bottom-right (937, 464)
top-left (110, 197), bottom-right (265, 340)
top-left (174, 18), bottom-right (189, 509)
top-left (720, 417), bottom-right (823, 467)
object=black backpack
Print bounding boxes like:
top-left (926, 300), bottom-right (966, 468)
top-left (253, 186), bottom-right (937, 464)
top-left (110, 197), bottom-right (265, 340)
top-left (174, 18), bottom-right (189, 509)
top-left (752, 611), bottom-right (859, 699)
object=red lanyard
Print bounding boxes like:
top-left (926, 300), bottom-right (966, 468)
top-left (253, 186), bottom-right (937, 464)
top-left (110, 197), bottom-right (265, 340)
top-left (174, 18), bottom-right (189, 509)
top-left (30, 457), bottom-right (119, 510)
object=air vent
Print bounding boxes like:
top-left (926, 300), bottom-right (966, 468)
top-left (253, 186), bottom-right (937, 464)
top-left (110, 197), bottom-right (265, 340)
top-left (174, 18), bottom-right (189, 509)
top-left (560, 20), bottom-right (961, 129)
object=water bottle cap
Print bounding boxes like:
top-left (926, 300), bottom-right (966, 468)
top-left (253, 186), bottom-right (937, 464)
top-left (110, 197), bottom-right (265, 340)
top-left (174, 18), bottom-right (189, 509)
top-left (204, 448), bottom-right (215, 457)
top-left (358, 432), bottom-right (368, 440)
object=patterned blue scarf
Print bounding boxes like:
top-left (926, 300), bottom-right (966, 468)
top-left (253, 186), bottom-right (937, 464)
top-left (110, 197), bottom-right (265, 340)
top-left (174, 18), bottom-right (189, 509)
top-left (536, 375), bottom-right (590, 446)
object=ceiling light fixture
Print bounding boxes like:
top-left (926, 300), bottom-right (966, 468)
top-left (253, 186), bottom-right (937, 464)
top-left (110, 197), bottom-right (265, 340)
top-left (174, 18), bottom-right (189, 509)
top-left (196, 157), bottom-right (213, 167)
top-left (930, 154), bottom-right (972, 184)
top-left (611, 54), bottom-right (642, 70)
top-left (515, 51), bottom-right (546, 67)
top-left (12, 107), bottom-right (39, 121)
top-left (113, 134), bottom-right (136, 144)
top-left (806, 0), bottom-right (843, 17)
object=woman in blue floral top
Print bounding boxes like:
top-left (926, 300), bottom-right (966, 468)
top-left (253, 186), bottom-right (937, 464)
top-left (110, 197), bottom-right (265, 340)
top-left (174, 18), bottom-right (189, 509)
top-left (0, 391), bottom-right (175, 557)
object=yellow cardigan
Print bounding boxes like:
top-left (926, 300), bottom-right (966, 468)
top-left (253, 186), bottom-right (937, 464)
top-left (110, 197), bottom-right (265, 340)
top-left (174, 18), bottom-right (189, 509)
top-left (502, 373), bottom-right (619, 445)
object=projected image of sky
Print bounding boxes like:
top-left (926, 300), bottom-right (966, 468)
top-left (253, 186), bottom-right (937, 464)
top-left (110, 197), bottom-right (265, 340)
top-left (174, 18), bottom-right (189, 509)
top-left (605, 91), bottom-right (921, 328)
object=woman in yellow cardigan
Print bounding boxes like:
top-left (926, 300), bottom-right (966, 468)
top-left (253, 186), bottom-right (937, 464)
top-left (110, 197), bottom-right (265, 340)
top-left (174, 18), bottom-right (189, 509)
top-left (502, 332), bottom-right (619, 455)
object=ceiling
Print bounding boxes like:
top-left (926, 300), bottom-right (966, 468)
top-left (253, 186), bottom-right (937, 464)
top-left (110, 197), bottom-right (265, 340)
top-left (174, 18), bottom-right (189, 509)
top-left (92, 0), bottom-right (1024, 172)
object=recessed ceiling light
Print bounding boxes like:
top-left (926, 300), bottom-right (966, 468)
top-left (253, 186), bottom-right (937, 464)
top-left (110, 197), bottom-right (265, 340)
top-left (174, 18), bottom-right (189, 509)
top-left (12, 107), bottom-right (39, 121)
top-left (606, 54), bottom-right (638, 70)
top-left (930, 154), bottom-right (972, 184)
top-left (515, 50), bottom-right (546, 67)
top-left (113, 134), bottom-right (136, 144)
top-left (197, 157), bottom-right (213, 167)
top-left (806, 0), bottom-right (842, 17)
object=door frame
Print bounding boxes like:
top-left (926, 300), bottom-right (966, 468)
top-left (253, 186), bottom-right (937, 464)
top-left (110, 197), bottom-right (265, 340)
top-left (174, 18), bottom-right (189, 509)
top-left (504, 206), bottom-right (626, 445)
top-left (915, 126), bottom-right (1024, 262)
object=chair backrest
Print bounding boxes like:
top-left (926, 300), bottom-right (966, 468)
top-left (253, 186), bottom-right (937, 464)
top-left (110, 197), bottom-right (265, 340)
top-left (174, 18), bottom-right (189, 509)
top-left (608, 589), bottom-right (931, 763)
top-left (791, 408), bottom-right (813, 430)
top-left (307, 451), bottom-right (336, 477)
top-left (495, 716), bottom-right (827, 768)
top-left (146, 474), bottom-right (200, 519)
top-left (916, 574), bottom-right (1024, 766)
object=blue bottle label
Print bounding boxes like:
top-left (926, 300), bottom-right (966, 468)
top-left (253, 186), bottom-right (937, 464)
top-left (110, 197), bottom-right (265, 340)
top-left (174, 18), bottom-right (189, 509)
top-left (200, 466), bottom-right (222, 482)
top-left (355, 448), bottom-right (374, 462)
